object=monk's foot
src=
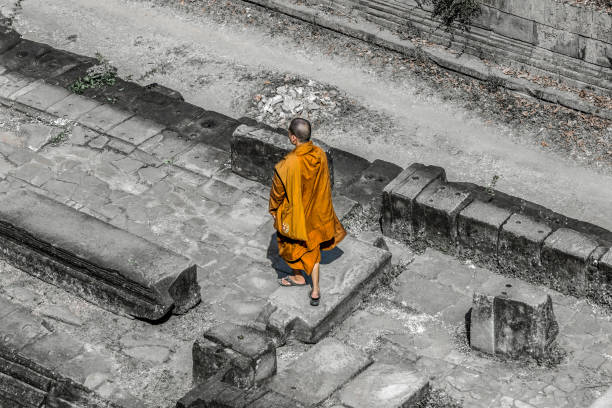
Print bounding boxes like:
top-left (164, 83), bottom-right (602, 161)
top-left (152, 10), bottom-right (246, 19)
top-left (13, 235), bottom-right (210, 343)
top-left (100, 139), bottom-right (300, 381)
top-left (279, 276), bottom-right (306, 286)
top-left (309, 289), bottom-right (320, 306)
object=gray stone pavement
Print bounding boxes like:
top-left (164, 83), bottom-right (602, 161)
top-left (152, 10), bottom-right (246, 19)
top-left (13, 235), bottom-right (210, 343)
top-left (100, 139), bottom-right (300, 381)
top-left (0, 71), bottom-right (610, 407)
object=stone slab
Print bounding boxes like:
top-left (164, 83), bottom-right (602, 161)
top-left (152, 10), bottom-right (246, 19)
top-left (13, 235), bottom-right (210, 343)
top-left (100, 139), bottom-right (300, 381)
top-left (193, 323), bottom-right (276, 388)
top-left (330, 147), bottom-right (370, 193)
top-left (0, 71), bottom-right (36, 98)
top-left (230, 125), bottom-right (334, 187)
top-left (0, 189), bottom-right (200, 320)
top-left (176, 376), bottom-right (267, 408)
top-left (541, 228), bottom-right (599, 296)
top-left (381, 163), bottom-right (445, 241)
top-left (46, 93), bottom-right (102, 120)
top-left (343, 159), bottom-right (402, 207)
top-left (0, 25), bottom-right (20, 55)
top-left (498, 213), bottom-right (552, 276)
top-left (414, 181), bottom-right (472, 246)
top-left (77, 104), bottom-right (134, 133)
top-left (15, 83), bottom-right (71, 112)
top-left (107, 115), bottom-right (165, 146)
top-left (261, 236), bottom-right (391, 343)
top-left (590, 385), bottom-right (612, 408)
top-left (174, 143), bottom-right (229, 177)
top-left (178, 110), bottom-right (241, 151)
top-left (458, 200), bottom-right (513, 256)
top-left (337, 363), bottom-right (429, 408)
top-left (333, 194), bottom-right (360, 221)
top-left (0, 39), bottom-right (51, 73)
top-left (139, 130), bottom-right (196, 162)
top-left (268, 338), bottom-right (371, 406)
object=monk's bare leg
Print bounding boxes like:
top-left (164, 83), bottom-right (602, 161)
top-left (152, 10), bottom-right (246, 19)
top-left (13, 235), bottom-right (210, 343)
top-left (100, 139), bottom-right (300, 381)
top-left (311, 263), bottom-right (320, 299)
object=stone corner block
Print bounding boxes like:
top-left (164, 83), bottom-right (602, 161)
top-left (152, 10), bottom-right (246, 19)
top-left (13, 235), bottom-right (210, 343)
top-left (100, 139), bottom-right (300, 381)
top-left (470, 282), bottom-right (558, 360)
top-left (381, 162), bottom-right (446, 241)
top-left (230, 125), bottom-right (334, 186)
top-left (541, 228), bottom-right (599, 296)
top-left (193, 323), bottom-right (276, 389)
top-left (458, 199), bottom-right (513, 256)
top-left (343, 159), bottom-right (402, 207)
top-left (498, 213), bottom-right (552, 276)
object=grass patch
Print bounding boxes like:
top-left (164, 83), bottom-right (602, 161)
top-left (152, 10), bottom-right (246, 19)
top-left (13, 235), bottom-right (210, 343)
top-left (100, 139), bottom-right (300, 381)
top-left (70, 53), bottom-right (117, 94)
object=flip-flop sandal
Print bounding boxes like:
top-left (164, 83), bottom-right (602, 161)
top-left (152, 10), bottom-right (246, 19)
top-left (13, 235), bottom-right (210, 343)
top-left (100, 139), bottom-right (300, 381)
top-left (310, 291), bottom-right (320, 307)
top-left (279, 277), bottom-right (306, 287)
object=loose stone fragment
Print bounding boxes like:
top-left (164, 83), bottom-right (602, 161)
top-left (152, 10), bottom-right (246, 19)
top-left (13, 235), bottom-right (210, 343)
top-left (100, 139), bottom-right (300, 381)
top-left (470, 281), bottom-right (558, 360)
top-left (193, 323), bottom-right (276, 389)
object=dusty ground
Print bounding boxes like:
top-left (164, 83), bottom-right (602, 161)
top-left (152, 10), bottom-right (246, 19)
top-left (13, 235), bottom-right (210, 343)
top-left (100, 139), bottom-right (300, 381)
top-left (5, 0), bottom-right (612, 233)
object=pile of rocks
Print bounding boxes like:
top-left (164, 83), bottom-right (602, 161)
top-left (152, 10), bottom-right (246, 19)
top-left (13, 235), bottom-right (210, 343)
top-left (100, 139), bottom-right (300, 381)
top-left (250, 80), bottom-right (342, 128)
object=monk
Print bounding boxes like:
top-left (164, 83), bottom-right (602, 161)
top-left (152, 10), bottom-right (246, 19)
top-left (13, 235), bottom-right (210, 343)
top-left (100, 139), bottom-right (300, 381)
top-left (269, 118), bottom-right (346, 306)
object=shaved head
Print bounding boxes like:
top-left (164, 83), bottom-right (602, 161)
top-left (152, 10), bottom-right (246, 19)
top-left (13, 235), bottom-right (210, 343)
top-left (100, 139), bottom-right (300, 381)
top-left (289, 118), bottom-right (311, 142)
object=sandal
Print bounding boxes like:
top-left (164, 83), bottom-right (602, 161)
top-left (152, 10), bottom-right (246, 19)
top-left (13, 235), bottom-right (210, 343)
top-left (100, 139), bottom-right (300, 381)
top-left (279, 276), bottom-right (306, 287)
top-left (309, 291), bottom-right (320, 307)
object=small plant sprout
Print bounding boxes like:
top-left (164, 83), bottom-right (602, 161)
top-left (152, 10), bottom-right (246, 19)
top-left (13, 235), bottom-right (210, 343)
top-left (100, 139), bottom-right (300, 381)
top-left (486, 174), bottom-right (500, 197)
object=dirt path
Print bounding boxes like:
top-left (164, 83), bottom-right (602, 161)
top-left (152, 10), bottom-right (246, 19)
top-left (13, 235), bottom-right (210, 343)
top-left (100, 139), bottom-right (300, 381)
top-left (10, 0), bottom-right (612, 230)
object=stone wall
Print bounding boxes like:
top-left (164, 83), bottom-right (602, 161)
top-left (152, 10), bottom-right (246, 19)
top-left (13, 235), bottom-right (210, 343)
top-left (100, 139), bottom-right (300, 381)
top-left (325, 0), bottom-right (612, 93)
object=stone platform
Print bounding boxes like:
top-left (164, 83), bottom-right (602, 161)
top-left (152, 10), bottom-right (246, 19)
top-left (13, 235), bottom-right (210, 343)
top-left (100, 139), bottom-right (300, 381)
top-left (0, 189), bottom-right (200, 321)
top-left (260, 235), bottom-right (391, 344)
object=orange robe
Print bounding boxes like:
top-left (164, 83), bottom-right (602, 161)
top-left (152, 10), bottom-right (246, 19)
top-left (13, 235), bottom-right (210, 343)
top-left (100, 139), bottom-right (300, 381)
top-left (269, 141), bottom-right (346, 275)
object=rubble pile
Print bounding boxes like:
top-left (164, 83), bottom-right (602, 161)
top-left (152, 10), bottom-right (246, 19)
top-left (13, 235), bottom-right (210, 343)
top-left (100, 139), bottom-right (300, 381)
top-left (248, 79), bottom-right (343, 128)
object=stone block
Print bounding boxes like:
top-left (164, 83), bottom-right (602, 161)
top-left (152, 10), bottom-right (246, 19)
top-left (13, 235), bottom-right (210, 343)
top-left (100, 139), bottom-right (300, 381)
top-left (0, 39), bottom-right (52, 73)
top-left (46, 93), bottom-right (102, 120)
top-left (470, 282), bottom-right (558, 360)
top-left (133, 97), bottom-right (205, 129)
top-left (498, 213), bottom-right (552, 277)
top-left (0, 189), bottom-right (200, 320)
top-left (337, 363), bottom-right (429, 408)
top-left (381, 163), bottom-right (446, 241)
top-left (16, 47), bottom-right (86, 80)
top-left (15, 83), bottom-right (71, 112)
top-left (139, 130), bottom-right (196, 162)
top-left (230, 125), bottom-right (334, 187)
top-left (174, 144), bottom-right (229, 178)
top-left (0, 371), bottom-right (46, 408)
top-left (343, 159), bottom-right (402, 207)
top-left (492, 10), bottom-right (537, 45)
top-left (457, 200), bottom-right (513, 256)
top-left (0, 25), bottom-right (20, 55)
top-left (541, 228), bottom-right (599, 296)
top-left (77, 104), bottom-right (134, 133)
top-left (262, 236), bottom-right (391, 343)
top-left (249, 391), bottom-right (306, 408)
top-left (176, 377), bottom-right (267, 408)
top-left (177, 111), bottom-right (241, 151)
top-left (329, 147), bottom-right (370, 193)
top-left (413, 181), bottom-right (472, 246)
top-left (107, 115), bottom-right (165, 146)
top-left (267, 338), bottom-right (371, 406)
top-left (193, 323), bottom-right (276, 389)
top-left (332, 194), bottom-right (360, 221)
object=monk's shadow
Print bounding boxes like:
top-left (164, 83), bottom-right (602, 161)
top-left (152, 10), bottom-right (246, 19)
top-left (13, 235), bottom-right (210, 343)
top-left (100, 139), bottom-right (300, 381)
top-left (266, 233), bottom-right (344, 287)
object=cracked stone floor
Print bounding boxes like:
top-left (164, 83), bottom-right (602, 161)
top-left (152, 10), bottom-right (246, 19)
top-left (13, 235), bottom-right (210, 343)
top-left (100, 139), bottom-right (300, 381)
top-left (0, 97), bottom-right (611, 407)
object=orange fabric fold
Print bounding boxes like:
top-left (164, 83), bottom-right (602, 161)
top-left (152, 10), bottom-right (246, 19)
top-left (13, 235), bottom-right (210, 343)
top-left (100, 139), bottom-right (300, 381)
top-left (269, 141), bottom-right (346, 275)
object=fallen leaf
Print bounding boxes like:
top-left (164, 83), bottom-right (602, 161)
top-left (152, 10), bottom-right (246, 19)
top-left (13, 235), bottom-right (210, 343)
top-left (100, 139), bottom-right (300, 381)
top-left (541, 141), bottom-right (548, 147)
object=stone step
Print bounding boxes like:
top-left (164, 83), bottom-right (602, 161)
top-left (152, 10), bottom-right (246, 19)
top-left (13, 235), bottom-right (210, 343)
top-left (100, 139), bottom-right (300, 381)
top-left (267, 338), bottom-right (372, 407)
top-left (260, 235), bottom-right (391, 343)
top-left (0, 295), bottom-right (139, 408)
top-left (336, 362), bottom-right (430, 408)
top-left (0, 189), bottom-right (200, 321)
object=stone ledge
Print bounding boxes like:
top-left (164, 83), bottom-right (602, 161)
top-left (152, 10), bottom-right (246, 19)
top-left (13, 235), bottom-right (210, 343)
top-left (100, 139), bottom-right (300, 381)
top-left (382, 162), bottom-right (612, 308)
top-left (0, 189), bottom-right (200, 320)
top-left (230, 124), bottom-right (334, 186)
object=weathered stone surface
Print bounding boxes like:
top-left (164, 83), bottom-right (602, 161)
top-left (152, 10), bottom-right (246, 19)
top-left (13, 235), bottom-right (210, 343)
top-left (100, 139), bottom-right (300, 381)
top-left (262, 236), bottom-right (391, 343)
top-left (471, 281), bottom-right (558, 360)
top-left (0, 189), bottom-right (200, 320)
top-left (230, 125), bottom-right (334, 187)
top-left (77, 104), bottom-right (134, 132)
top-left (0, 25), bottom-right (20, 54)
top-left (178, 111), bottom-right (241, 151)
top-left (107, 115), bottom-right (165, 146)
top-left (413, 181), bottom-right (472, 246)
top-left (15, 83), bottom-right (71, 111)
top-left (249, 391), bottom-right (307, 408)
top-left (193, 323), bottom-right (276, 388)
top-left (597, 248), bottom-right (612, 304)
top-left (498, 214), bottom-right (552, 276)
top-left (174, 143), bottom-right (229, 178)
top-left (268, 338), bottom-right (371, 406)
top-left (590, 384), bottom-right (612, 408)
top-left (0, 39), bottom-right (51, 73)
top-left (337, 363), bottom-right (429, 408)
top-left (541, 228), bottom-right (599, 296)
top-left (330, 147), bottom-right (370, 193)
top-left (0, 72), bottom-right (37, 98)
top-left (139, 130), bottom-right (196, 162)
top-left (343, 159), bottom-right (402, 207)
top-left (458, 200), bottom-right (513, 256)
top-left (333, 194), bottom-right (359, 221)
top-left (381, 163), bottom-right (446, 241)
top-left (18, 123), bottom-right (57, 152)
top-left (176, 376), bottom-right (267, 408)
top-left (46, 93), bottom-right (102, 120)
